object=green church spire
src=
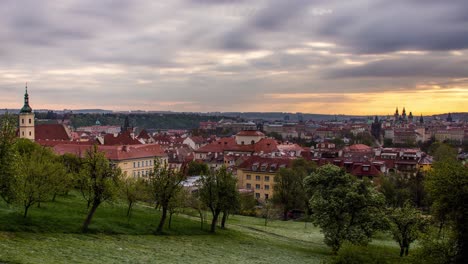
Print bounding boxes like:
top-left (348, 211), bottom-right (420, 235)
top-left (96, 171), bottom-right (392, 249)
top-left (20, 83), bottom-right (32, 113)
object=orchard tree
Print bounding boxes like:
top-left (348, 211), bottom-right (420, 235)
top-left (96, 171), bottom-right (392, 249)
top-left (388, 202), bottom-right (428, 257)
top-left (305, 164), bottom-right (385, 253)
top-left (149, 160), bottom-right (186, 234)
top-left (15, 141), bottom-right (66, 218)
top-left (426, 148), bottom-right (468, 263)
top-left (0, 113), bottom-right (18, 203)
top-left (80, 145), bottom-right (121, 232)
top-left (198, 166), bottom-right (239, 233)
top-left (273, 159), bottom-right (315, 220)
top-left (121, 176), bottom-right (149, 221)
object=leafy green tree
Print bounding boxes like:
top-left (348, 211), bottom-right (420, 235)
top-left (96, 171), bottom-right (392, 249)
top-left (198, 166), bottom-right (239, 233)
top-left (15, 140), bottom-right (65, 218)
top-left (305, 164), bottom-right (385, 253)
top-left (426, 151), bottom-right (468, 263)
top-left (186, 161), bottom-right (209, 176)
top-left (273, 159), bottom-right (315, 220)
top-left (149, 160), bottom-right (186, 234)
top-left (167, 188), bottom-right (189, 229)
top-left (0, 113), bottom-right (18, 203)
top-left (79, 145), bottom-right (121, 232)
top-left (388, 202), bottom-right (428, 257)
top-left (121, 176), bottom-right (149, 221)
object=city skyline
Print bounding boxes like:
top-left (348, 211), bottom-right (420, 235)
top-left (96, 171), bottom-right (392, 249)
top-left (1, 0), bottom-right (468, 114)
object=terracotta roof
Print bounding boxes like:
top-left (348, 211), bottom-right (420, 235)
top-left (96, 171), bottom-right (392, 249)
top-left (138, 129), bottom-right (152, 140)
top-left (236, 130), bottom-right (265, 137)
top-left (237, 156), bottom-right (293, 172)
top-left (347, 144), bottom-right (372, 152)
top-left (190, 136), bottom-right (206, 144)
top-left (35, 124), bottom-right (71, 141)
top-left (103, 130), bottom-right (141, 145)
top-left (196, 137), bottom-right (279, 154)
top-left (53, 143), bottom-right (166, 161)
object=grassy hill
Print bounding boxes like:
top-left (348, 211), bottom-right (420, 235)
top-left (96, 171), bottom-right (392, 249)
top-left (0, 193), bottom-right (406, 264)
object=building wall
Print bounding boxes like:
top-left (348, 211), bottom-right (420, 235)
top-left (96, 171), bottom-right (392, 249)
top-left (235, 135), bottom-right (264, 145)
top-left (114, 156), bottom-right (168, 178)
top-left (19, 113), bottom-right (35, 141)
top-left (237, 169), bottom-right (274, 200)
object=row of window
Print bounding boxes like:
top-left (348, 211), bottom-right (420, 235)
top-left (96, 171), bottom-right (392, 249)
top-left (246, 174), bottom-right (270, 181)
top-left (246, 183), bottom-right (270, 190)
top-left (255, 193), bottom-right (269, 199)
top-left (21, 131), bottom-right (32, 136)
top-left (21, 118), bottom-right (32, 124)
top-left (133, 170), bottom-right (151, 178)
top-left (133, 160), bottom-right (153, 168)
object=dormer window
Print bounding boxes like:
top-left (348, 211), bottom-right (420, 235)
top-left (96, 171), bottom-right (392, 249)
top-left (269, 163), bottom-right (277, 172)
top-left (252, 162), bottom-right (259, 171)
top-left (363, 166), bottom-right (370, 171)
top-left (260, 163), bottom-right (267, 171)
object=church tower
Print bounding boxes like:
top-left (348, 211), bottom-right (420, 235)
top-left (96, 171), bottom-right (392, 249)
top-left (19, 84), bottom-right (35, 141)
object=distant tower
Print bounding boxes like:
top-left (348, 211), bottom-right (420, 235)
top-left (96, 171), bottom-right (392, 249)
top-left (419, 114), bottom-right (424, 124)
top-left (394, 107), bottom-right (399, 120)
top-left (402, 107), bottom-right (407, 121)
top-left (122, 115), bottom-right (131, 131)
top-left (446, 113), bottom-right (453, 122)
top-left (19, 84), bottom-right (35, 141)
top-left (408, 111), bottom-right (413, 123)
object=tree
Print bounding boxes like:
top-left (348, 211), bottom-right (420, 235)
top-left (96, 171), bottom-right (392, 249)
top-left (388, 202), bottom-right (428, 257)
top-left (198, 166), bottom-right (239, 233)
top-left (79, 145), bottom-right (121, 232)
top-left (149, 160), bottom-right (185, 234)
top-left (305, 164), bottom-right (385, 253)
top-left (15, 140), bottom-right (66, 218)
top-left (273, 159), bottom-right (315, 221)
top-left (167, 188), bottom-right (189, 229)
top-left (186, 161), bottom-right (209, 176)
top-left (121, 176), bottom-right (149, 221)
top-left (425, 151), bottom-right (468, 263)
top-left (0, 113), bottom-right (18, 203)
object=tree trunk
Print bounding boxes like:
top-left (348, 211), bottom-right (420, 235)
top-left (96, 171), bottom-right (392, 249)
top-left (37, 201), bottom-right (41, 208)
top-left (156, 205), bottom-right (168, 234)
top-left (405, 246), bottom-right (409, 256)
top-left (221, 211), bottom-right (228, 229)
top-left (82, 201), bottom-right (100, 232)
top-left (210, 211), bottom-right (220, 233)
top-left (399, 246), bottom-right (404, 257)
top-left (283, 207), bottom-right (288, 221)
top-left (198, 210), bottom-right (204, 230)
top-left (455, 217), bottom-right (468, 264)
top-left (23, 204), bottom-right (31, 218)
top-left (52, 192), bottom-right (57, 202)
top-left (169, 212), bottom-right (173, 229)
top-left (127, 201), bottom-right (133, 217)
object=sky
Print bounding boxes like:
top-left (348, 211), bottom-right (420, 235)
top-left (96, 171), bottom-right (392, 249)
top-left (1, 0), bottom-right (468, 115)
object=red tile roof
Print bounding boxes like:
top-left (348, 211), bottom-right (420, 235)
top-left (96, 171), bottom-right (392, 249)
top-left (236, 130), bottom-right (265, 137)
top-left (237, 156), bottom-right (293, 172)
top-left (52, 143), bottom-right (166, 161)
top-left (103, 130), bottom-right (141, 145)
top-left (35, 124), bottom-right (71, 141)
top-left (138, 129), bottom-right (152, 140)
top-left (196, 137), bottom-right (278, 154)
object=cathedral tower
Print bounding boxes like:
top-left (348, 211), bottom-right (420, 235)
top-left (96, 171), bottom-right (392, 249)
top-left (19, 84), bottom-right (35, 141)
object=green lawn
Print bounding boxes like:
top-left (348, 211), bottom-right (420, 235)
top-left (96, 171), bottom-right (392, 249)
top-left (0, 193), bottom-right (405, 263)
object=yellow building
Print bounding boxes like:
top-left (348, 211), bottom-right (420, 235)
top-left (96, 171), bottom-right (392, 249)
top-left (237, 157), bottom-right (292, 200)
top-left (53, 144), bottom-right (168, 178)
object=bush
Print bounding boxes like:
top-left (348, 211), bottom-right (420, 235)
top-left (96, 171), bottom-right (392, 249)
top-left (409, 234), bottom-right (457, 264)
top-left (326, 244), bottom-right (390, 264)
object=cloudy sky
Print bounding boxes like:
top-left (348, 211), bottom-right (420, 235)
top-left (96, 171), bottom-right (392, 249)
top-left (1, 0), bottom-right (467, 114)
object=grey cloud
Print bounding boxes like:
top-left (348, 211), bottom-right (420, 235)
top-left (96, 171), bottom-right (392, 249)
top-left (326, 56), bottom-right (468, 79)
top-left (317, 0), bottom-right (468, 53)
